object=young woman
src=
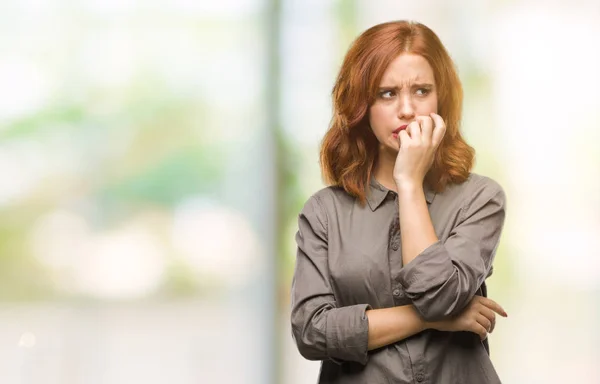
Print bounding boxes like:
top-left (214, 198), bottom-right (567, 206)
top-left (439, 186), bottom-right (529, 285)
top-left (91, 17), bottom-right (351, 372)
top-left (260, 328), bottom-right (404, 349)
top-left (291, 20), bottom-right (508, 383)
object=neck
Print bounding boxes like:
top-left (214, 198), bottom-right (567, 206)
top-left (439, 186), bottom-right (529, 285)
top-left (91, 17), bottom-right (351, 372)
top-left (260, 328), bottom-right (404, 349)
top-left (372, 146), bottom-right (398, 192)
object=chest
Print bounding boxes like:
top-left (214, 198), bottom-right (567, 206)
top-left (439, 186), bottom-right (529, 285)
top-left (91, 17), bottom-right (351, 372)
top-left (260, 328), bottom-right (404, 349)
top-left (325, 199), bottom-right (460, 306)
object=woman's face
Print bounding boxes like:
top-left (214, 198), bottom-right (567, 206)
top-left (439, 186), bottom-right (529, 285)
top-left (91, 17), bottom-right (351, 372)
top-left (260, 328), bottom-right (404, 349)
top-left (368, 53), bottom-right (438, 153)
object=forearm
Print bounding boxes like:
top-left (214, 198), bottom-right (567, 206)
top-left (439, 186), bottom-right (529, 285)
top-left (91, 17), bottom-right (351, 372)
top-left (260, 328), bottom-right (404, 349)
top-left (366, 305), bottom-right (431, 350)
top-left (395, 181), bottom-right (506, 321)
top-left (397, 182), bottom-right (438, 266)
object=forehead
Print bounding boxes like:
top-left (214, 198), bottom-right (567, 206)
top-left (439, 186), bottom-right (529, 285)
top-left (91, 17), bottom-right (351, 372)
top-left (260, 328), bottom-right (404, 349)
top-left (379, 53), bottom-right (435, 85)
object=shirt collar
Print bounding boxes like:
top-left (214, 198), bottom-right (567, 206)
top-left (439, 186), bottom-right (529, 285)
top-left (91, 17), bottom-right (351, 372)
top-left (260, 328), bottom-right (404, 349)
top-left (366, 177), bottom-right (436, 211)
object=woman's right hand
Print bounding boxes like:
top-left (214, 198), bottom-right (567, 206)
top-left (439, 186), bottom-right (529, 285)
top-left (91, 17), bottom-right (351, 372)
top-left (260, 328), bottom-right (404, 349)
top-left (428, 296), bottom-right (508, 340)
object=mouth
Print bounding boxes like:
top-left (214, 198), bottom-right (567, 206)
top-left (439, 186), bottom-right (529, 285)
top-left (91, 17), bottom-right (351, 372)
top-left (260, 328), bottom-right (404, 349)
top-left (392, 124), bottom-right (409, 137)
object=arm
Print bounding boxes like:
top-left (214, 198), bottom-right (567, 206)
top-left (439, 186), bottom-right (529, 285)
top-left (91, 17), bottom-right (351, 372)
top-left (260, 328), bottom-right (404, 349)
top-left (365, 305), bottom-right (428, 350)
top-left (397, 181), bottom-right (438, 266)
top-left (291, 195), bottom-right (431, 364)
top-left (396, 179), bottom-right (507, 321)
top-left (291, 195), bottom-right (370, 364)
top-left (367, 295), bottom-right (508, 350)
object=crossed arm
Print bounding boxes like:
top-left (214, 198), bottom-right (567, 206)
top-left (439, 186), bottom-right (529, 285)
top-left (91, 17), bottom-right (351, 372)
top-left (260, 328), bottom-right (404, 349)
top-left (291, 181), bottom-right (507, 364)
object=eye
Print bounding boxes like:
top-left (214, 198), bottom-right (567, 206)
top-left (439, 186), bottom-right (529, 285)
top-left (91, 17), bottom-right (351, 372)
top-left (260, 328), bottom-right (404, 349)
top-left (416, 88), bottom-right (431, 96)
top-left (379, 90), bottom-right (395, 99)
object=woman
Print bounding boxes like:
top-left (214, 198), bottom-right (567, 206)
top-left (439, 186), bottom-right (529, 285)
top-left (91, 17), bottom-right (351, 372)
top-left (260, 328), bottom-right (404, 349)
top-left (291, 20), bottom-right (508, 383)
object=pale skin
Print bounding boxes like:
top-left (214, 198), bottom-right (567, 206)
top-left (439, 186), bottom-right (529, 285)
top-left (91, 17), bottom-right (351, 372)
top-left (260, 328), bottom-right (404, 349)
top-left (363, 53), bottom-right (507, 350)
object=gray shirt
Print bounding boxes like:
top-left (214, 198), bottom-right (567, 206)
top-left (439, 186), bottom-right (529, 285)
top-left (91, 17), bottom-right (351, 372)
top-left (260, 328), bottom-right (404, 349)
top-left (291, 173), bottom-right (506, 383)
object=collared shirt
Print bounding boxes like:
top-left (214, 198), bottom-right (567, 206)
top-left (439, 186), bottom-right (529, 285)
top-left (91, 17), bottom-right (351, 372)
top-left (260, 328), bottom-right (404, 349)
top-left (290, 173), bottom-right (506, 383)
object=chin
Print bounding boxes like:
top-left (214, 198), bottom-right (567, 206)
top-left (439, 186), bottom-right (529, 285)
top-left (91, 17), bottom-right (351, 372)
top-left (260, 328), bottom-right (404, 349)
top-left (382, 142), bottom-right (399, 154)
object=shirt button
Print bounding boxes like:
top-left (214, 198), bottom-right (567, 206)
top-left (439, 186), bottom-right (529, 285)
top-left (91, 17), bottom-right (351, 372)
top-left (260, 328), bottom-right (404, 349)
top-left (416, 372), bottom-right (425, 382)
top-left (392, 243), bottom-right (399, 250)
top-left (393, 289), bottom-right (400, 296)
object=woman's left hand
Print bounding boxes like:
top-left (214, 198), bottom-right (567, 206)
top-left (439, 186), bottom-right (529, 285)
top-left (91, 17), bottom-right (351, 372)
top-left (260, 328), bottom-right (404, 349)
top-left (393, 112), bottom-right (446, 187)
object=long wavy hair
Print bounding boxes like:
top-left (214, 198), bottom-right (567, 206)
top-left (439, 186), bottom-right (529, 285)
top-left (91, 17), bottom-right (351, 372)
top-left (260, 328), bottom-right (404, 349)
top-left (320, 20), bottom-right (475, 205)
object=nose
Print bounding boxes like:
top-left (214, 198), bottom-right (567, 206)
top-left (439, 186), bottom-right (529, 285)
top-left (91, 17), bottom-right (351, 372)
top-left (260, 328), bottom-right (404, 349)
top-left (397, 93), bottom-right (415, 120)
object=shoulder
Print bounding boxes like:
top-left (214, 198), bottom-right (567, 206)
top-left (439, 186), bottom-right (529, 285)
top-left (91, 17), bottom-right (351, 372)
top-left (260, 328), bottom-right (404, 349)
top-left (438, 173), bottom-right (504, 202)
top-left (299, 185), bottom-right (354, 222)
top-left (302, 185), bottom-right (351, 211)
top-left (310, 185), bottom-right (352, 206)
top-left (461, 173), bottom-right (505, 198)
top-left (297, 186), bottom-right (347, 238)
top-left (453, 173), bottom-right (507, 214)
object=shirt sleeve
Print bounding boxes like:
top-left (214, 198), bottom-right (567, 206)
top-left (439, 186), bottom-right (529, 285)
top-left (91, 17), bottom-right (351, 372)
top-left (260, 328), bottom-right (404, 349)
top-left (397, 179), bottom-right (507, 321)
top-left (290, 195), bottom-right (372, 365)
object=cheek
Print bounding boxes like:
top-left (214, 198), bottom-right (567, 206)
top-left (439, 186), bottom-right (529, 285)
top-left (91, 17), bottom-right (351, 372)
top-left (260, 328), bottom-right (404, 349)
top-left (369, 105), bottom-right (393, 129)
top-left (417, 98), bottom-right (438, 115)
top-left (429, 95), bottom-right (439, 113)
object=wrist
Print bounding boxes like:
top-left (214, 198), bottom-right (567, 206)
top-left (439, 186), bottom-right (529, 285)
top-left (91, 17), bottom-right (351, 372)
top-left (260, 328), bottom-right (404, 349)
top-left (424, 320), bottom-right (448, 331)
top-left (424, 320), bottom-right (438, 330)
top-left (394, 178), bottom-right (423, 194)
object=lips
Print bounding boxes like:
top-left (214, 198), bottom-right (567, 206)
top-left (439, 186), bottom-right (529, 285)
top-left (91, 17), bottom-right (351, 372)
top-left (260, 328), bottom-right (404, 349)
top-left (393, 125), bottom-right (409, 134)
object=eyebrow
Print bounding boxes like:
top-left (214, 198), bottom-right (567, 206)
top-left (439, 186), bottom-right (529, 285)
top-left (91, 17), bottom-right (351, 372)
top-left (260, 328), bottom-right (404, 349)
top-left (378, 83), bottom-right (435, 89)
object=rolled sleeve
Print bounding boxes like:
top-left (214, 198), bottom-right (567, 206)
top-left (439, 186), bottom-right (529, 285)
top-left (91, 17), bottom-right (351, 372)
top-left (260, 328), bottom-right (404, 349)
top-left (398, 181), bottom-right (507, 321)
top-left (325, 303), bottom-right (371, 363)
top-left (290, 195), bottom-right (371, 365)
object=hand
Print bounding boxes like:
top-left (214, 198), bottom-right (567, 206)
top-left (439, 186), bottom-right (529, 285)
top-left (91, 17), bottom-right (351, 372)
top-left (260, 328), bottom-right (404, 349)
top-left (428, 296), bottom-right (508, 341)
top-left (393, 113), bottom-right (446, 187)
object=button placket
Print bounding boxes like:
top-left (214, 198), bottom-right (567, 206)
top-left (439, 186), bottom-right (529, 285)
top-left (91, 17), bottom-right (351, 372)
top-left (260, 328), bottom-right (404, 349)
top-left (392, 286), bottom-right (404, 299)
top-left (388, 206), bottom-right (404, 305)
top-left (389, 216), bottom-right (400, 251)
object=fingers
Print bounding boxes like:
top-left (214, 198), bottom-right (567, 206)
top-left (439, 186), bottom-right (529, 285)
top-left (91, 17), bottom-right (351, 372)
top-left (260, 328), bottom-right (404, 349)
top-left (416, 116), bottom-right (433, 146)
top-left (467, 295), bottom-right (505, 335)
top-left (479, 297), bottom-right (508, 317)
top-left (476, 313), bottom-right (492, 333)
top-left (478, 305), bottom-right (496, 325)
top-left (407, 120), bottom-right (421, 142)
top-left (429, 112), bottom-right (446, 147)
top-left (472, 322), bottom-right (488, 341)
top-left (398, 130), bottom-right (410, 149)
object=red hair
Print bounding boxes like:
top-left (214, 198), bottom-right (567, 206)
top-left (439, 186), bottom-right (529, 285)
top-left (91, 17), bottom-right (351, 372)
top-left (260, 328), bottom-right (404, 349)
top-left (320, 20), bottom-right (475, 205)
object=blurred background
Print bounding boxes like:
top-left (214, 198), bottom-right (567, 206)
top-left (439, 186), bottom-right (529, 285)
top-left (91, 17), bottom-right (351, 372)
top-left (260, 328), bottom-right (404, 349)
top-left (0, 0), bottom-right (599, 383)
